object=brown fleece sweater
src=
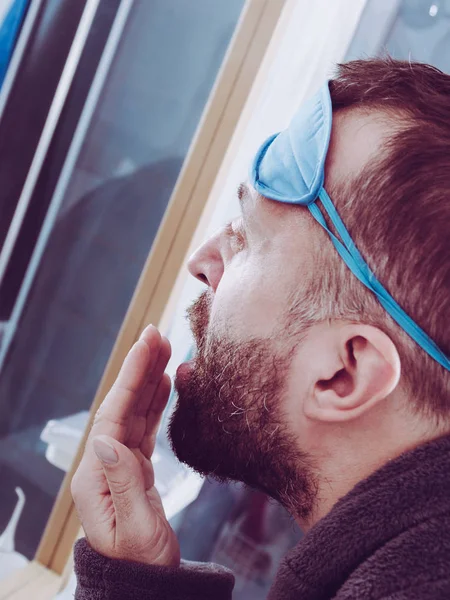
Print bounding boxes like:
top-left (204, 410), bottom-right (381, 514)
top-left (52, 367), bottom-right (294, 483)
top-left (74, 434), bottom-right (450, 599)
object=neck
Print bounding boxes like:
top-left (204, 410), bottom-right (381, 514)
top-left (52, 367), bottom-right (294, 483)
top-left (297, 421), bottom-right (447, 531)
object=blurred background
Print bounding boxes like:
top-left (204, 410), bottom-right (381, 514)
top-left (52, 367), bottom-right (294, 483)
top-left (0, 0), bottom-right (448, 597)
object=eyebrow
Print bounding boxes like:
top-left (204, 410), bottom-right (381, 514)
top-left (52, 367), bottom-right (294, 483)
top-left (237, 182), bottom-right (251, 214)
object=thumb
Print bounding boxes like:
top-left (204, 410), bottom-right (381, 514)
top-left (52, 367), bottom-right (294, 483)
top-left (93, 435), bottom-right (151, 532)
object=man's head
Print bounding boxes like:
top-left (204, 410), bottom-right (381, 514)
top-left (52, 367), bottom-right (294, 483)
top-left (169, 58), bottom-right (450, 525)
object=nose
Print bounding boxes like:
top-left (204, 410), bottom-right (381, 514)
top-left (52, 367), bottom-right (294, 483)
top-left (187, 232), bottom-right (224, 292)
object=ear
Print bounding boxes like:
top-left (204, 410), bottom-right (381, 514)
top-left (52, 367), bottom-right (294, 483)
top-left (304, 324), bottom-right (401, 423)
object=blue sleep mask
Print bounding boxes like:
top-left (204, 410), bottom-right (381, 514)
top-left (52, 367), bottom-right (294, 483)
top-left (250, 81), bottom-right (450, 371)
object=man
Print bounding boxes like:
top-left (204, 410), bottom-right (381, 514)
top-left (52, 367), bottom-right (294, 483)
top-left (71, 58), bottom-right (450, 599)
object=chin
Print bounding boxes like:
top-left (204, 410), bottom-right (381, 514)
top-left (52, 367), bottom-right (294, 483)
top-left (167, 334), bottom-right (318, 519)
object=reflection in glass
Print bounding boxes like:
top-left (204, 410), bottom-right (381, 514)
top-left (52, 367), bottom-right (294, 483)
top-left (432, 30), bottom-right (450, 71)
top-left (0, 0), bottom-right (244, 563)
top-left (400, 0), bottom-right (443, 28)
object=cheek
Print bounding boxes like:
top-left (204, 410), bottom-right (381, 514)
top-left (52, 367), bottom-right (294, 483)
top-left (209, 254), bottom-right (290, 341)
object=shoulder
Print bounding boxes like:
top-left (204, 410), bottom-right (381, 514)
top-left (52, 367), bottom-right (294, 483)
top-left (334, 512), bottom-right (450, 600)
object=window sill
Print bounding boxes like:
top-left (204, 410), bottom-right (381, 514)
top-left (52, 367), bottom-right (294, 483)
top-left (0, 562), bottom-right (61, 600)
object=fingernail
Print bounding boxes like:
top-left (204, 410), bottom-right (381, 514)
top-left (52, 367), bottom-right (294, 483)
top-left (93, 438), bottom-right (118, 465)
top-left (140, 324), bottom-right (155, 339)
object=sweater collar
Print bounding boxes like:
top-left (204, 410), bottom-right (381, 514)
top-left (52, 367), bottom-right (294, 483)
top-left (269, 433), bottom-right (450, 600)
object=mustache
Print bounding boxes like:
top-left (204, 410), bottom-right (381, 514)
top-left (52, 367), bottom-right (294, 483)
top-left (186, 290), bottom-right (211, 351)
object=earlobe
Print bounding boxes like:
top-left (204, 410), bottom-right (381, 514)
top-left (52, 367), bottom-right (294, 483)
top-left (307, 325), bottom-right (401, 423)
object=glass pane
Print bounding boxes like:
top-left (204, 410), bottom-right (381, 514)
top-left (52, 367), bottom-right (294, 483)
top-left (0, 0), bottom-right (89, 266)
top-left (0, 0), bottom-right (122, 321)
top-left (345, 0), bottom-right (450, 71)
top-left (0, 0), bottom-right (244, 567)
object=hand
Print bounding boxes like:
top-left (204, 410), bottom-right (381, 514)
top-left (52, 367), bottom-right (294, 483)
top-left (71, 325), bottom-right (180, 567)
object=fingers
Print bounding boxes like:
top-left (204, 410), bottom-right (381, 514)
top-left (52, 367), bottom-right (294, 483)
top-left (141, 373), bottom-right (172, 458)
top-left (134, 335), bottom-right (171, 418)
top-left (77, 325), bottom-right (165, 497)
top-left (129, 448), bottom-right (155, 489)
top-left (126, 336), bottom-right (171, 448)
top-left (72, 325), bottom-right (174, 562)
top-left (90, 325), bottom-right (163, 443)
top-left (92, 435), bottom-right (156, 544)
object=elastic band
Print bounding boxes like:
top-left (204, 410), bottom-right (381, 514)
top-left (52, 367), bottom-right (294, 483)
top-left (307, 188), bottom-right (450, 371)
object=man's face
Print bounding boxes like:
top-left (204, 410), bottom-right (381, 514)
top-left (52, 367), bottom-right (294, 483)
top-left (169, 185), bottom-right (318, 518)
top-left (168, 109), bottom-right (389, 519)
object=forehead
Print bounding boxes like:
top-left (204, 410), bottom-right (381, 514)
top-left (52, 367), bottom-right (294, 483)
top-left (325, 108), bottom-right (392, 188)
top-left (242, 109), bottom-right (391, 237)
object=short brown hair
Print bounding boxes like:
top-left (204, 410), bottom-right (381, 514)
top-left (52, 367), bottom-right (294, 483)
top-left (291, 57), bottom-right (450, 418)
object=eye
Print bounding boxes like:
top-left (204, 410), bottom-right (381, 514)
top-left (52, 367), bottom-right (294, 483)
top-left (225, 221), bottom-right (246, 254)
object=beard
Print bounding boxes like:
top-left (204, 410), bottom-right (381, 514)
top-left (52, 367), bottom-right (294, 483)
top-left (168, 291), bottom-right (317, 520)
